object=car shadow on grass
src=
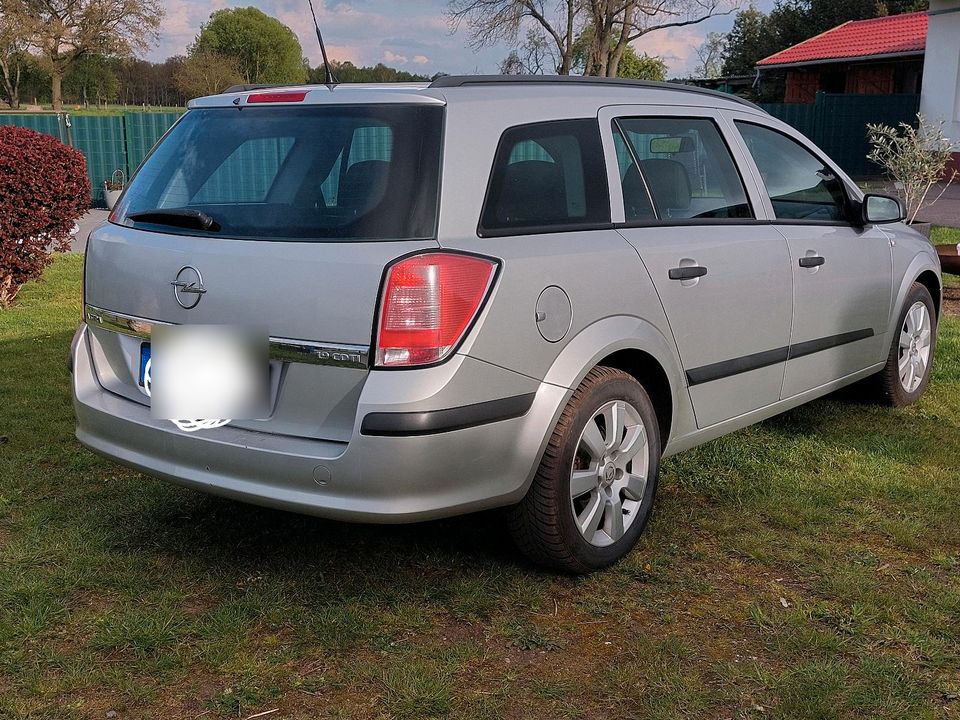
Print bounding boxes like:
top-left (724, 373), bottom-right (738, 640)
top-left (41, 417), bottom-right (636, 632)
top-left (100, 483), bottom-right (528, 589)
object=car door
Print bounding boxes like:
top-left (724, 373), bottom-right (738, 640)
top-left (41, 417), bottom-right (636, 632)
top-left (599, 105), bottom-right (794, 429)
top-left (730, 116), bottom-right (893, 399)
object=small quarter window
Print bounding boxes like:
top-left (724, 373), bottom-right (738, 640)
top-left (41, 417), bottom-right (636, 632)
top-left (736, 122), bottom-right (848, 222)
top-left (480, 119), bottom-right (610, 234)
top-left (615, 117), bottom-right (752, 221)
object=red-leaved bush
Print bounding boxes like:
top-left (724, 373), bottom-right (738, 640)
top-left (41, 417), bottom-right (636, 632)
top-left (0, 125), bottom-right (90, 307)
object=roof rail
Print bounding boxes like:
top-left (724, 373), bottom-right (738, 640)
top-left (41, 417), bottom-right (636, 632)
top-left (428, 75), bottom-right (762, 111)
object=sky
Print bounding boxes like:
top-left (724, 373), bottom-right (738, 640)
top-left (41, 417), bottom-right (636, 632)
top-left (150, 0), bottom-right (776, 78)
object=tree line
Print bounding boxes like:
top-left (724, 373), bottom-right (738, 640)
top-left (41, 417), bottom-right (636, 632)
top-left (2, 0), bottom-right (925, 112)
top-left (0, 3), bottom-right (436, 111)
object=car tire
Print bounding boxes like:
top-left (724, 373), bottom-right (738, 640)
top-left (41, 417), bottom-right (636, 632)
top-left (869, 282), bottom-right (937, 407)
top-left (508, 366), bottom-right (661, 573)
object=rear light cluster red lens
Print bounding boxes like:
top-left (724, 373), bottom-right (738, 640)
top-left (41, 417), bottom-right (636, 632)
top-left (375, 253), bottom-right (498, 368)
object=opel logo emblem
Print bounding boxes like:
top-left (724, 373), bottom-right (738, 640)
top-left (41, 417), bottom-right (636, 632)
top-left (171, 266), bottom-right (206, 309)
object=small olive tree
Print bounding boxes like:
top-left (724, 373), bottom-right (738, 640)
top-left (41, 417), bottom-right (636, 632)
top-left (867, 114), bottom-right (957, 225)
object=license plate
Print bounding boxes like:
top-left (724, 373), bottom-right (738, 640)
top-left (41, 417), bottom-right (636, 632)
top-left (139, 342), bottom-right (151, 387)
top-left (148, 325), bottom-right (268, 421)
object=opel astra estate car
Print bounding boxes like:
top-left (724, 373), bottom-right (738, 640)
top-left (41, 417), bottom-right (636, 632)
top-left (72, 76), bottom-right (942, 572)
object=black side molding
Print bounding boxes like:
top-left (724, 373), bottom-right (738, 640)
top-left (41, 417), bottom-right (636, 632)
top-left (361, 393), bottom-right (536, 437)
top-left (788, 328), bottom-right (874, 360)
top-left (686, 346), bottom-right (789, 386)
top-left (686, 328), bottom-right (875, 387)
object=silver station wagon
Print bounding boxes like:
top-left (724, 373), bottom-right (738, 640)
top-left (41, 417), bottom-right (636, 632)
top-left (73, 76), bottom-right (942, 572)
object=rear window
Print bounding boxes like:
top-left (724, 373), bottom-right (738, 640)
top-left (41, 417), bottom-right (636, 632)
top-left (113, 105), bottom-right (443, 241)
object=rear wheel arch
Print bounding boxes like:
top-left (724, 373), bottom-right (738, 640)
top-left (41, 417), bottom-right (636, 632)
top-left (540, 316), bottom-right (684, 451)
top-left (595, 349), bottom-right (673, 451)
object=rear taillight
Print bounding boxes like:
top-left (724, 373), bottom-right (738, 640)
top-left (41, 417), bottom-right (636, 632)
top-left (375, 253), bottom-right (498, 368)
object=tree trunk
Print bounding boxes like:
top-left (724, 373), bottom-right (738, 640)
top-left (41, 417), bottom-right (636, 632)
top-left (51, 70), bottom-right (63, 111)
top-left (559, 0), bottom-right (575, 75)
top-left (0, 273), bottom-right (20, 309)
top-left (584, 0), bottom-right (616, 77)
top-left (607, 4), bottom-right (637, 78)
top-left (0, 59), bottom-right (20, 109)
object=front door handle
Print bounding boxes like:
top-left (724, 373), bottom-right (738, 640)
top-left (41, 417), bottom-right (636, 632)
top-left (799, 255), bottom-right (825, 268)
top-left (668, 266), bottom-right (708, 281)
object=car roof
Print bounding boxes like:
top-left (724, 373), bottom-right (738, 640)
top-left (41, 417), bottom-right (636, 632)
top-left (190, 75), bottom-right (765, 115)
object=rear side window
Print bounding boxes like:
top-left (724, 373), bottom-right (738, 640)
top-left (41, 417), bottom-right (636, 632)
top-left (615, 117), bottom-right (752, 221)
top-left (114, 105), bottom-right (443, 241)
top-left (480, 119), bottom-right (610, 235)
top-left (736, 122), bottom-right (847, 222)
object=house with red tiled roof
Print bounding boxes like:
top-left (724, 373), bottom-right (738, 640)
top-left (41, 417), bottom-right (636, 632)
top-left (756, 11), bottom-right (927, 103)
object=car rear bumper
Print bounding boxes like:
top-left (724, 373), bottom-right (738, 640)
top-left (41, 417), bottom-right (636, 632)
top-left (72, 324), bottom-right (568, 523)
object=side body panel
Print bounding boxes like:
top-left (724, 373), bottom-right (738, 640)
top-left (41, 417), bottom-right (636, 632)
top-left (436, 92), bottom-right (681, 392)
top-left (775, 223), bottom-right (892, 397)
top-left (723, 111), bottom-right (894, 397)
top-left (598, 105), bottom-right (794, 429)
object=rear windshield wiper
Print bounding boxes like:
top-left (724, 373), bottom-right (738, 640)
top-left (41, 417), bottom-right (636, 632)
top-left (127, 208), bottom-right (221, 232)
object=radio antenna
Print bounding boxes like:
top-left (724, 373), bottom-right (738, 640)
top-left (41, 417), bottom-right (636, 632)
top-left (307, 0), bottom-right (338, 86)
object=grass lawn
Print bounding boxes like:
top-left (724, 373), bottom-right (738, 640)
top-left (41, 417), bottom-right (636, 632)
top-left (1, 254), bottom-right (959, 720)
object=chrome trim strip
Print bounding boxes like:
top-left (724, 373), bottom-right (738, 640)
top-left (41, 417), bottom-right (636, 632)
top-left (84, 304), bottom-right (370, 370)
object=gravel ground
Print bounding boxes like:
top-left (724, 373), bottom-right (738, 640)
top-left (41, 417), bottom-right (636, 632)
top-left (944, 284), bottom-right (960, 317)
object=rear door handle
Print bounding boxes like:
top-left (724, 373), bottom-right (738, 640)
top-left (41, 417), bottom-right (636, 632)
top-left (668, 266), bottom-right (708, 281)
top-left (799, 255), bottom-right (825, 268)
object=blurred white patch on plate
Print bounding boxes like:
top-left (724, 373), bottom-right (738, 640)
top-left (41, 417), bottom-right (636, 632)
top-left (149, 325), bottom-right (268, 422)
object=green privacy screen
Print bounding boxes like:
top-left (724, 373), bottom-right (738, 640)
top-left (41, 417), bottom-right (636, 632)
top-left (70, 116), bottom-right (126, 206)
top-left (0, 114), bottom-right (67, 141)
top-left (761, 93), bottom-right (920, 177)
top-left (0, 111), bottom-right (184, 206)
top-left (124, 112), bottom-right (184, 173)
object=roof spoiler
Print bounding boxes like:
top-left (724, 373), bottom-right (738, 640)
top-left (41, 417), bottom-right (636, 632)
top-left (222, 83), bottom-right (289, 94)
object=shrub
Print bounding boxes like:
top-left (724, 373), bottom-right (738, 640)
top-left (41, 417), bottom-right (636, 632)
top-left (867, 114), bottom-right (957, 225)
top-left (0, 125), bottom-right (89, 307)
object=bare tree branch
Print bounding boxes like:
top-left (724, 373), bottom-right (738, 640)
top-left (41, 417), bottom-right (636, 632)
top-left (448, 0), bottom-right (734, 78)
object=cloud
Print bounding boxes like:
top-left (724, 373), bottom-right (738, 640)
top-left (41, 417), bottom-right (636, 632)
top-left (413, 55), bottom-right (429, 65)
top-left (383, 50), bottom-right (408, 64)
top-left (325, 43), bottom-right (362, 65)
top-left (633, 25), bottom-right (706, 76)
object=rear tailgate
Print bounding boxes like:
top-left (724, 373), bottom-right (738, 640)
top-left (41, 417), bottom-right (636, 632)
top-left (84, 226), bottom-right (436, 441)
top-left (83, 97), bottom-right (445, 442)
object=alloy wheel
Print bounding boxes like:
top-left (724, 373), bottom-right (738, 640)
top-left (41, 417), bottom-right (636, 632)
top-left (898, 300), bottom-right (932, 393)
top-left (569, 400), bottom-right (649, 547)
